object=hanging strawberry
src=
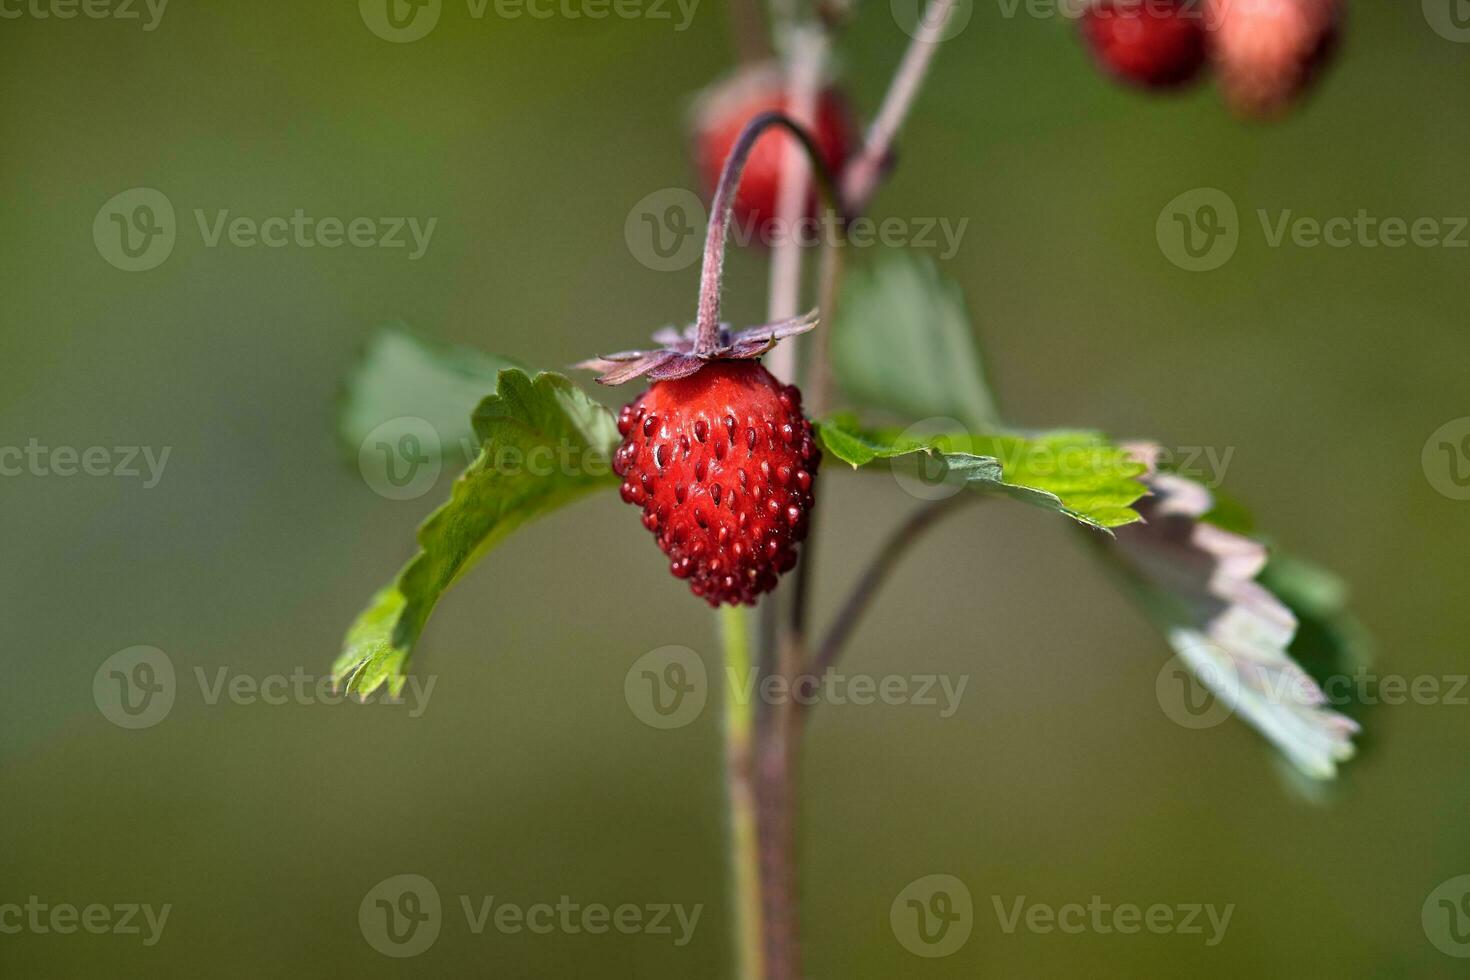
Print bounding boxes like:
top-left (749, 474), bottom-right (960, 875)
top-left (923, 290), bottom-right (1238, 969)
top-left (579, 314), bottom-right (820, 606)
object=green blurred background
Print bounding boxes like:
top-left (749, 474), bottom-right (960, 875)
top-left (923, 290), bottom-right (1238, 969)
top-left (3, 2), bottom-right (1469, 976)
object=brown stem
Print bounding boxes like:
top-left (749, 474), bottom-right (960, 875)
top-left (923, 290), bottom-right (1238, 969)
top-left (694, 111), bottom-right (844, 357)
top-left (753, 41), bottom-right (825, 974)
top-left (766, 26), bottom-right (828, 383)
top-left (756, 630), bottom-right (804, 979)
top-left (804, 237), bottom-right (843, 418)
top-left (840, 0), bottom-right (959, 212)
top-left (733, 5), bottom-right (962, 974)
top-left (720, 605), bottom-right (762, 980)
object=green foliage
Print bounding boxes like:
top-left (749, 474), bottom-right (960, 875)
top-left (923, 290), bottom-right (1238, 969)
top-left (1261, 552), bottom-right (1373, 700)
top-left (1198, 491), bottom-right (1256, 537)
top-left (1102, 475), bottom-right (1366, 781)
top-left (333, 370), bottom-right (619, 697)
top-left (1204, 492), bottom-right (1371, 693)
top-left (815, 416), bottom-right (1148, 530)
top-left (832, 252), bottom-right (1000, 430)
top-left (1260, 552), bottom-right (1374, 792)
top-left (339, 325), bottom-right (522, 464)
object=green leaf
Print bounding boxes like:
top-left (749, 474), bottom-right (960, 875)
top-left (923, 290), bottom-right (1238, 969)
top-left (1198, 491), bottom-right (1256, 537)
top-left (815, 416), bottom-right (1148, 530)
top-left (1258, 552), bottom-right (1373, 796)
top-left (1203, 491), bottom-right (1372, 692)
top-left (334, 370), bottom-right (620, 698)
top-left (1103, 466), bottom-right (1364, 781)
top-left (833, 251), bottom-right (1000, 431)
top-left (1260, 552), bottom-right (1373, 697)
top-left (339, 325), bottom-right (523, 466)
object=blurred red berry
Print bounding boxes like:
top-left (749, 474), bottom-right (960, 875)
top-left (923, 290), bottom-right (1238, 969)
top-left (1208, 0), bottom-right (1341, 117)
top-left (612, 361), bottom-right (819, 607)
top-left (692, 66), bottom-right (857, 246)
top-left (1080, 0), bottom-right (1209, 90)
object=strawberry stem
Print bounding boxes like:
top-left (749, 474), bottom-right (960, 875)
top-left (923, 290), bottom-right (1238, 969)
top-left (841, 0), bottom-right (960, 210)
top-left (694, 110), bottom-right (844, 358)
top-left (720, 605), bottom-right (763, 980)
top-left (716, 8), bottom-right (962, 978)
top-left (766, 24), bottom-right (828, 382)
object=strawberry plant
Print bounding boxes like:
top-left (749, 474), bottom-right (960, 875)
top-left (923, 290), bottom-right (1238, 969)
top-left (335, 2), bottom-right (1364, 976)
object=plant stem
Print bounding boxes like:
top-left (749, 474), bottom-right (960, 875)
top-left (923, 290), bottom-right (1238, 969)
top-left (804, 234), bottom-right (844, 418)
top-left (804, 495), bottom-right (971, 698)
top-left (720, 604), bottom-right (763, 980)
top-left (694, 112), bottom-right (843, 357)
top-left (790, 0), bottom-right (965, 709)
top-left (755, 34), bottom-right (835, 973)
top-left (841, 0), bottom-right (959, 211)
top-left (765, 25), bottom-right (828, 383)
top-left (710, 8), bottom-right (961, 971)
top-left (756, 627), bottom-right (803, 980)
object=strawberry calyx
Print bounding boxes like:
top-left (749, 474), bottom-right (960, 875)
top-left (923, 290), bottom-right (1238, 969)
top-left (574, 309), bottom-right (817, 386)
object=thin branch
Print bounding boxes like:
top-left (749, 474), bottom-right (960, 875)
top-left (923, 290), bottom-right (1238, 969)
top-left (695, 111), bottom-right (844, 356)
top-left (840, 0), bottom-right (959, 212)
top-left (804, 230), bottom-right (844, 419)
top-left (754, 37), bottom-right (827, 978)
top-left (720, 4), bottom-right (963, 977)
top-left (805, 494), bottom-right (972, 692)
top-left (719, 606), bottom-right (763, 980)
top-left (756, 596), bottom-right (780, 732)
top-left (794, 0), bottom-right (961, 666)
top-left (775, 244), bottom-right (841, 655)
top-left (755, 24), bottom-right (833, 725)
top-left (756, 628), bottom-right (804, 980)
top-left (765, 25), bottom-right (828, 382)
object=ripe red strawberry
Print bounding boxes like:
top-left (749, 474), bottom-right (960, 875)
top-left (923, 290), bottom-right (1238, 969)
top-left (1080, 0), bottom-right (1208, 90)
top-left (611, 361), bottom-right (819, 607)
top-left (692, 65), bottom-right (857, 247)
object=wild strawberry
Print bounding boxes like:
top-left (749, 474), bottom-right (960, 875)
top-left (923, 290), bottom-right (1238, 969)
top-left (692, 65), bottom-right (857, 247)
top-left (1207, 0), bottom-right (1340, 118)
top-left (612, 362), bottom-right (818, 606)
top-left (1080, 0), bottom-right (1208, 90)
top-left (579, 315), bottom-right (821, 607)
